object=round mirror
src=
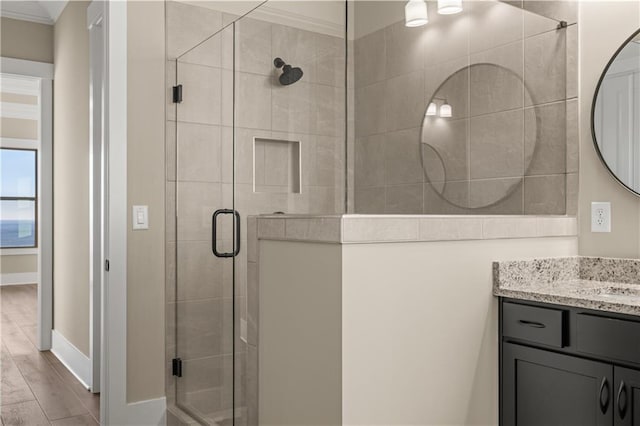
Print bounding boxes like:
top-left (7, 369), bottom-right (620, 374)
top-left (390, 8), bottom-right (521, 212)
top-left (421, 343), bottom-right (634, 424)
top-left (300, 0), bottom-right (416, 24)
top-left (420, 63), bottom-right (536, 209)
top-left (592, 28), bottom-right (640, 196)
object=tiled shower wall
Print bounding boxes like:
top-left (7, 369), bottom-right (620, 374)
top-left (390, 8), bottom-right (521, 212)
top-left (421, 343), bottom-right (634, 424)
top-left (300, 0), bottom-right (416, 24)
top-left (165, 1), bottom-right (345, 424)
top-left (353, 0), bottom-right (579, 215)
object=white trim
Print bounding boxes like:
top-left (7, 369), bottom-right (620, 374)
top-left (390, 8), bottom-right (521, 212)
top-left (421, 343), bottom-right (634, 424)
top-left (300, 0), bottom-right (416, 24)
top-left (38, 77), bottom-right (53, 351)
top-left (0, 74), bottom-right (41, 96)
top-left (253, 5), bottom-right (344, 38)
top-left (0, 248), bottom-right (38, 256)
top-left (0, 10), bottom-right (54, 25)
top-left (103, 0), bottom-right (128, 420)
top-left (0, 138), bottom-right (39, 149)
top-left (51, 330), bottom-right (92, 389)
top-left (0, 58), bottom-right (54, 80)
top-left (39, 1), bottom-right (68, 24)
top-left (124, 397), bottom-right (167, 425)
top-left (88, 0), bottom-right (104, 395)
top-left (0, 272), bottom-right (38, 286)
top-left (0, 102), bottom-right (39, 120)
top-left (179, 1), bottom-right (344, 38)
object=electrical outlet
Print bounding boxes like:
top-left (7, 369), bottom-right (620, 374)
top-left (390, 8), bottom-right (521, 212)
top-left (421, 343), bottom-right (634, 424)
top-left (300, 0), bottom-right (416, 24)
top-left (591, 202), bottom-right (611, 233)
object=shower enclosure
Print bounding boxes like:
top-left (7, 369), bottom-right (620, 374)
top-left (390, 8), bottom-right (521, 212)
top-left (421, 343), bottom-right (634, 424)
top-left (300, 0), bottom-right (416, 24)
top-left (165, 0), bottom-right (576, 424)
top-left (166, 2), bottom-right (347, 424)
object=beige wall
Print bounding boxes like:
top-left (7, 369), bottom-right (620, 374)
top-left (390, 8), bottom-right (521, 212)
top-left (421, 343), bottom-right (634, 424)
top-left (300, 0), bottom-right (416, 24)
top-left (0, 117), bottom-right (38, 139)
top-left (126, 0), bottom-right (166, 403)
top-left (578, 1), bottom-right (640, 258)
top-left (51, 0), bottom-right (166, 402)
top-left (256, 236), bottom-right (578, 425)
top-left (53, 1), bottom-right (91, 356)
top-left (0, 255), bottom-right (37, 274)
top-left (259, 241), bottom-right (343, 425)
top-left (0, 17), bottom-right (53, 63)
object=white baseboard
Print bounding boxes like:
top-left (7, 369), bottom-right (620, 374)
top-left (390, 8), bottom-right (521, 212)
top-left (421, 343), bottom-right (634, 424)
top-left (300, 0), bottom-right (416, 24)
top-left (51, 329), bottom-right (92, 389)
top-left (121, 397), bottom-right (167, 426)
top-left (0, 272), bottom-right (38, 286)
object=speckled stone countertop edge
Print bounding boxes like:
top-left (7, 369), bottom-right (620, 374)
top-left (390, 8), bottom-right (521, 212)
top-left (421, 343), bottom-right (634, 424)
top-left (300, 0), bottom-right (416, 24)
top-left (495, 287), bottom-right (640, 316)
top-left (493, 256), bottom-right (640, 316)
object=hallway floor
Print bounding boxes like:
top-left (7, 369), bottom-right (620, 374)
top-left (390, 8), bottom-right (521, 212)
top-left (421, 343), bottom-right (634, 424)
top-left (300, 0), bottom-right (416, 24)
top-left (0, 285), bottom-right (100, 425)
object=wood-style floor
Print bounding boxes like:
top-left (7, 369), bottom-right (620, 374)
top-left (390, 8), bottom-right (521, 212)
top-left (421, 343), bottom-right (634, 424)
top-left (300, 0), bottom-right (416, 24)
top-left (0, 284), bottom-right (100, 425)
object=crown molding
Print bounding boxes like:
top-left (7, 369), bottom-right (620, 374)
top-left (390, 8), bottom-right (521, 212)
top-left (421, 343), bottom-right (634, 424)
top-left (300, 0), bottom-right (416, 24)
top-left (0, 9), bottom-right (53, 25)
top-left (252, 5), bottom-right (345, 38)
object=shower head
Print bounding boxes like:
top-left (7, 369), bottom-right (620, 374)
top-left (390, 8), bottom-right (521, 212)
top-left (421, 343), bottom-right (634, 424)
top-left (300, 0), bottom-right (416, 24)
top-left (274, 57), bottom-right (303, 86)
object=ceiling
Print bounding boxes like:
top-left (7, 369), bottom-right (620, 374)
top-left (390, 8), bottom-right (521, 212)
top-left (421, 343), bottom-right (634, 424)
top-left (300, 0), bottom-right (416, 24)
top-left (0, 0), bottom-right (68, 25)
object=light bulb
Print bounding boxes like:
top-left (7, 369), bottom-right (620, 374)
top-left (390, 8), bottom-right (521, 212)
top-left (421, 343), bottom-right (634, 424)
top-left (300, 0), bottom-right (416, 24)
top-left (426, 102), bottom-right (437, 116)
top-left (405, 0), bottom-right (428, 27)
top-left (438, 0), bottom-right (463, 15)
top-left (440, 103), bottom-right (452, 118)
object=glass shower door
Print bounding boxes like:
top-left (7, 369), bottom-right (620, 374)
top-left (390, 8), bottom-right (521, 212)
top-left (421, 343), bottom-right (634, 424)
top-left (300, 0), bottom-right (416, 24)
top-left (173, 23), bottom-right (239, 426)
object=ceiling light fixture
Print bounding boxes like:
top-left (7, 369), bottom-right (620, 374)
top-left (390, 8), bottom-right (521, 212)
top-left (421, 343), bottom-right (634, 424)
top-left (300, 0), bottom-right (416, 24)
top-left (438, 0), bottom-right (463, 15)
top-left (405, 0), bottom-right (428, 27)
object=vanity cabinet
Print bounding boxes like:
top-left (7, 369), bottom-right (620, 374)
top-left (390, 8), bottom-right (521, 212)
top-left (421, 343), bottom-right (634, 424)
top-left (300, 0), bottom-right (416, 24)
top-left (500, 299), bottom-right (640, 426)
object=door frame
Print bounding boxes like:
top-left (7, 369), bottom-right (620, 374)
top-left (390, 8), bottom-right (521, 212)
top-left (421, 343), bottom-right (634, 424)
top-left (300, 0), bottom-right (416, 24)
top-left (0, 57), bottom-right (54, 352)
top-left (87, 0), bottom-right (104, 395)
top-left (91, 1), bottom-right (166, 423)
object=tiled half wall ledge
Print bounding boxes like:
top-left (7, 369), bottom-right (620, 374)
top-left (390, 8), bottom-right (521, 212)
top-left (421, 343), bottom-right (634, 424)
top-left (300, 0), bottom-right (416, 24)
top-left (248, 215), bottom-right (578, 247)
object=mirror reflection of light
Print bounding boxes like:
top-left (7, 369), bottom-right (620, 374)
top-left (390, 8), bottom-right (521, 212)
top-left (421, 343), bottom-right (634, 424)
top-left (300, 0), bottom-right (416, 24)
top-left (426, 102), bottom-right (437, 116)
top-left (439, 103), bottom-right (452, 118)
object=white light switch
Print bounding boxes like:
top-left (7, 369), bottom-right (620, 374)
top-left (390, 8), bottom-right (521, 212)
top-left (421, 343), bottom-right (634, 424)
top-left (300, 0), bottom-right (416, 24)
top-left (591, 202), bottom-right (611, 233)
top-left (132, 205), bottom-right (149, 230)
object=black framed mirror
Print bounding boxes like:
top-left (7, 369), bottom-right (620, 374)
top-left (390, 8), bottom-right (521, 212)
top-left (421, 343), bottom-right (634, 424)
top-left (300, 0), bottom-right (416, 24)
top-left (592, 28), bottom-right (640, 196)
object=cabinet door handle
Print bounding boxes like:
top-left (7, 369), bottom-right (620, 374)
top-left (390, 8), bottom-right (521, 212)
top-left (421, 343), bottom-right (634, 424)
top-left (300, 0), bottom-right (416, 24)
top-left (599, 377), bottom-right (610, 414)
top-left (517, 320), bottom-right (546, 328)
top-left (617, 380), bottom-right (627, 419)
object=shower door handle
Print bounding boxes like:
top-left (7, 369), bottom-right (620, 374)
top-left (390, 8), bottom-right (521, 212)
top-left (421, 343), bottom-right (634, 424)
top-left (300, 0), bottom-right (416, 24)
top-left (212, 209), bottom-right (241, 258)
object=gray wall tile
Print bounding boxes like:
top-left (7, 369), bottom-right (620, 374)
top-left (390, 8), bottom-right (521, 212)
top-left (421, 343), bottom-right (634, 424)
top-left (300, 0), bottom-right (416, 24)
top-left (524, 174), bottom-right (566, 214)
top-left (385, 128), bottom-right (424, 185)
top-left (385, 184), bottom-right (423, 214)
top-left (355, 82), bottom-right (386, 137)
top-left (354, 28), bottom-right (386, 88)
top-left (469, 109), bottom-right (524, 179)
top-left (385, 20), bottom-right (425, 79)
top-left (524, 101), bottom-right (567, 176)
top-left (385, 70), bottom-right (425, 131)
top-left (524, 29), bottom-right (566, 106)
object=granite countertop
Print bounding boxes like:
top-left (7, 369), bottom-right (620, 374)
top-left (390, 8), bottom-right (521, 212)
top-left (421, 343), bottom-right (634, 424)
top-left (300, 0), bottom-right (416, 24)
top-left (493, 257), bottom-right (640, 316)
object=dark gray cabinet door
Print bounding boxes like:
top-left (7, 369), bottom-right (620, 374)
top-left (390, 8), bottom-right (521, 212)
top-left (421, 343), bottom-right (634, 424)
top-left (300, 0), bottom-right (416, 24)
top-left (615, 367), bottom-right (640, 426)
top-left (503, 343), bottom-right (614, 426)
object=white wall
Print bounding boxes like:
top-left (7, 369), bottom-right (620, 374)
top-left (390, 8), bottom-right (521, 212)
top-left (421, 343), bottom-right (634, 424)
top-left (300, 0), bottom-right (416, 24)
top-left (578, 1), bottom-right (640, 258)
top-left (341, 237), bottom-right (577, 425)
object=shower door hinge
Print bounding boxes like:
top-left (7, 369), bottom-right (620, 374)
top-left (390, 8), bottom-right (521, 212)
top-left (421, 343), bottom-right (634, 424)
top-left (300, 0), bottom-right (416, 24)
top-left (172, 84), bottom-right (183, 103)
top-left (104, 259), bottom-right (110, 272)
top-left (172, 358), bottom-right (183, 377)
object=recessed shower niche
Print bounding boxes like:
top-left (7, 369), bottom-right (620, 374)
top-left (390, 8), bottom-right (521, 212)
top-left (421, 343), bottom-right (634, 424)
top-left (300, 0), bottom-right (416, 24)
top-left (253, 137), bottom-right (301, 194)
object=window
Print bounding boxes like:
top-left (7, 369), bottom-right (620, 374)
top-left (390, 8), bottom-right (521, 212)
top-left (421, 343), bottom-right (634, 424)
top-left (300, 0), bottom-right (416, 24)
top-left (0, 148), bottom-right (37, 248)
